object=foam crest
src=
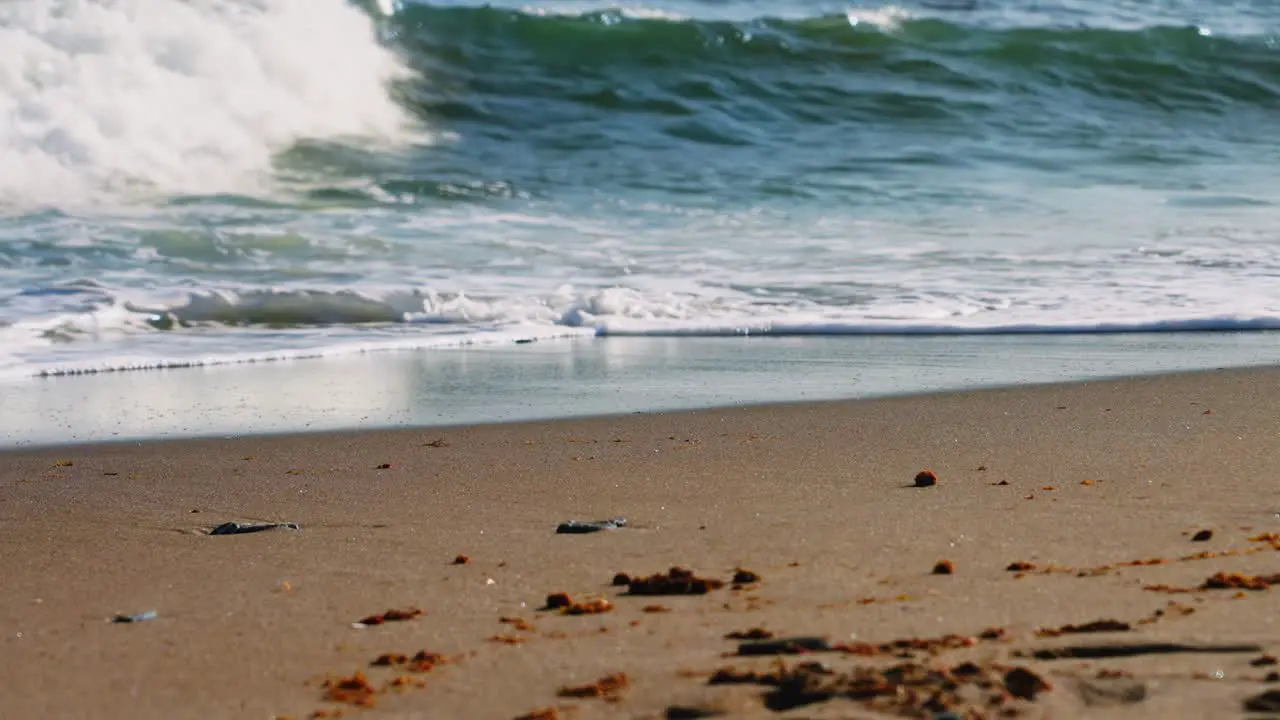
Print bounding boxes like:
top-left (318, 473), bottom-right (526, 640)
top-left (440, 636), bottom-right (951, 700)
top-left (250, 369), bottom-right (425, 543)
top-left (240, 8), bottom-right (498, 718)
top-left (0, 0), bottom-right (414, 209)
top-left (845, 5), bottom-right (912, 30)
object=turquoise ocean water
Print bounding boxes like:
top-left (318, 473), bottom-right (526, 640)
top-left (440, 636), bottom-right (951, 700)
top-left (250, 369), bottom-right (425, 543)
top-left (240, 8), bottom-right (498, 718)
top-left (2, 0), bottom-right (1279, 381)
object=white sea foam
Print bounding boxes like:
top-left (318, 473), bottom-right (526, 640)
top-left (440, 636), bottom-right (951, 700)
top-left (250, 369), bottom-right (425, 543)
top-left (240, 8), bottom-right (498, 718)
top-left (845, 5), bottom-right (912, 30)
top-left (0, 0), bottom-right (415, 210)
top-left (4, 277), bottom-right (1280, 380)
top-left (519, 5), bottom-right (689, 21)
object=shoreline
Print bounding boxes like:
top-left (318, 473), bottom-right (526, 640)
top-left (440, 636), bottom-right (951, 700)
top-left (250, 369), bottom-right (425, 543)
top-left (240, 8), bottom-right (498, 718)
top-left (4, 366), bottom-right (1280, 718)
top-left (3, 361), bottom-right (1272, 454)
top-left (4, 332), bottom-right (1278, 448)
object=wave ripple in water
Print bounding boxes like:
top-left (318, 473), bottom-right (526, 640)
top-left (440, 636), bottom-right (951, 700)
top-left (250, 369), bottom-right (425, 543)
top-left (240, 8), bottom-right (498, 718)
top-left (1, 0), bottom-right (1279, 378)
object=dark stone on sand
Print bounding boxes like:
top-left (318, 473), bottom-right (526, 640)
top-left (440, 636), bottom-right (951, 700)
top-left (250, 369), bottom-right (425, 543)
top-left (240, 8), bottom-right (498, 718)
top-left (556, 517), bottom-right (627, 534)
top-left (208, 521), bottom-right (300, 535)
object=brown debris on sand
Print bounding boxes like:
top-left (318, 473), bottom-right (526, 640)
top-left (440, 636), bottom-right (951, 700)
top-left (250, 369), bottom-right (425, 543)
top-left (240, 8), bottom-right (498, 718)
top-left (500, 616), bottom-right (535, 632)
top-left (709, 658), bottom-right (1050, 714)
top-left (738, 636), bottom-right (832, 655)
top-left (558, 672), bottom-right (629, 700)
top-left (626, 567), bottom-right (726, 595)
top-left (1191, 529), bottom-right (1213, 542)
top-left (322, 673), bottom-right (378, 707)
top-left (406, 651), bottom-right (445, 672)
top-left (452, 554), bottom-right (470, 565)
top-left (979, 627), bottom-right (1007, 640)
top-left (840, 632), bottom-right (978, 657)
top-left (1202, 571), bottom-right (1280, 591)
top-left (913, 470), bottom-right (937, 487)
top-left (513, 708), bottom-right (558, 720)
top-left (370, 653), bottom-right (408, 667)
top-left (725, 628), bottom-right (774, 640)
top-left (355, 608), bottom-right (423, 626)
top-left (539, 592), bottom-right (613, 615)
top-left (1036, 619), bottom-right (1131, 637)
top-left (1005, 666), bottom-right (1052, 700)
top-left (931, 560), bottom-right (954, 575)
top-left (563, 597), bottom-right (614, 615)
top-left (542, 593), bottom-right (572, 610)
top-left (366, 650), bottom-right (444, 673)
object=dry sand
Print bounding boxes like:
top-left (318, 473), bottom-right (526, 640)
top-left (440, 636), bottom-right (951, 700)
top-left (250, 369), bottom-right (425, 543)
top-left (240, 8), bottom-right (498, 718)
top-left (2, 367), bottom-right (1279, 719)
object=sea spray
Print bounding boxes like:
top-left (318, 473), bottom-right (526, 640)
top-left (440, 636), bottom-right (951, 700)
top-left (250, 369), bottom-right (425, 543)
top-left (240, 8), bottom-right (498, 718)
top-left (0, 0), bottom-right (416, 209)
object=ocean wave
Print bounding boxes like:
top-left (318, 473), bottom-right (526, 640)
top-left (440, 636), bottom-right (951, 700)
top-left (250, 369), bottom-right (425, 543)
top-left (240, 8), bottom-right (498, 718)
top-left (4, 279), bottom-right (1280, 380)
top-left (396, 3), bottom-right (1280, 93)
top-left (0, 0), bottom-right (420, 210)
top-left (7, 309), bottom-right (1280, 380)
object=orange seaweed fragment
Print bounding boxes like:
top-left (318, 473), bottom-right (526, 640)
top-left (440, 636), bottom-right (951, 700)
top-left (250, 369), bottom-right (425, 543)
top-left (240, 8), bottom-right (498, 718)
top-left (500, 616), bottom-right (535, 631)
top-left (407, 651), bottom-right (444, 672)
top-left (322, 673), bottom-right (377, 707)
top-left (564, 597), bottom-right (614, 615)
top-left (1202, 572), bottom-right (1280, 591)
top-left (1180, 551), bottom-right (1218, 561)
top-left (355, 608), bottom-right (423, 626)
top-left (558, 672), bottom-right (629, 700)
top-left (626, 567), bottom-right (725, 595)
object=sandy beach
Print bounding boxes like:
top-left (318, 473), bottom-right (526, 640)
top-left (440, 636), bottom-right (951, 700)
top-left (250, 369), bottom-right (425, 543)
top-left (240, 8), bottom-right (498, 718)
top-left (2, 366), bottom-right (1279, 719)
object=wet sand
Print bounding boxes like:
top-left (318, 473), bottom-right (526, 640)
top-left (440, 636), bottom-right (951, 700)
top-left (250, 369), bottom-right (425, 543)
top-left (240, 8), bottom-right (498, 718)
top-left (2, 367), bottom-right (1279, 719)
